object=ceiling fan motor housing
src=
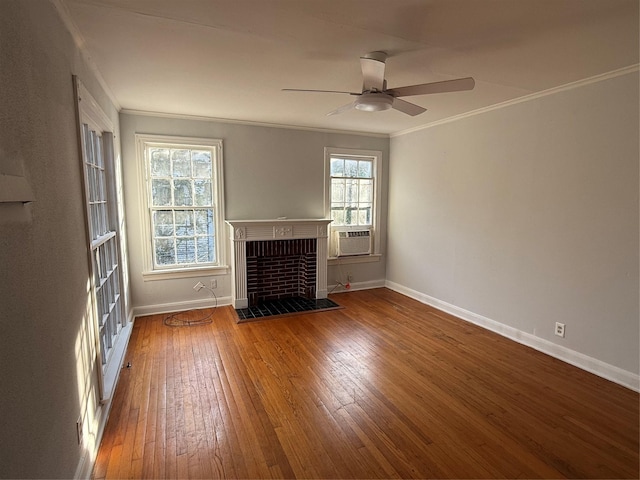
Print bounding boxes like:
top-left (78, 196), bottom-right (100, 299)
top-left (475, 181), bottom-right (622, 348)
top-left (355, 93), bottom-right (393, 112)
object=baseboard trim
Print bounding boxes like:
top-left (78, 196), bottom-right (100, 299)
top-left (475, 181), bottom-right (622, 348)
top-left (328, 279), bottom-right (386, 294)
top-left (133, 295), bottom-right (233, 318)
top-left (385, 281), bottom-right (639, 392)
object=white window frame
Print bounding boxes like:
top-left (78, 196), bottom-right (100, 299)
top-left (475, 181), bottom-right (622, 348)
top-left (324, 147), bottom-right (382, 261)
top-left (136, 134), bottom-right (227, 280)
top-left (75, 77), bottom-right (129, 402)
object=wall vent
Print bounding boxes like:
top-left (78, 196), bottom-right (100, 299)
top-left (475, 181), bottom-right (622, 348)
top-left (334, 229), bottom-right (372, 257)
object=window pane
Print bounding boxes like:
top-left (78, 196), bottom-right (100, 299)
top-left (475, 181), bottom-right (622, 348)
top-left (173, 179), bottom-right (192, 206)
top-left (192, 150), bottom-right (212, 178)
top-left (194, 179), bottom-right (212, 206)
top-left (171, 149), bottom-right (191, 177)
top-left (344, 207), bottom-right (358, 225)
top-left (344, 159), bottom-right (358, 177)
top-left (358, 205), bottom-right (372, 225)
top-left (359, 179), bottom-right (373, 202)
top-left (331, 178), bottom-right (345, 202)
top-left (175, 210), bottom-right (194, 236)
top-left (358, 160), bottom-right (372, 178)
top-left (155, 238), bottom-right (175, 265)
top-left (150, 148), bottom-right (170, 177)
top-left (195, 209), bottom-right (212, 235)
top-left (344, 178), bottom-right (358, 203)
top-left (176, 237), bottom-right (195, 264)
top-left (92, 132), bottom-right (103, 168)
top-left (153, 210), bottom-right (174, 236)
top-left (331, 208), bottom-right (345, 225)
top-left (330, 158), bottom-right (344, 177)
top-left (196, 237), bottom-right (215, 263)
top-left (151, 179), bottom-right (172, 206)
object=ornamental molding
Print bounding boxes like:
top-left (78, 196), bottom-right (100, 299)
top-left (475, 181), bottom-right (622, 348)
top-left (274, 225), bottom-right (293, 238)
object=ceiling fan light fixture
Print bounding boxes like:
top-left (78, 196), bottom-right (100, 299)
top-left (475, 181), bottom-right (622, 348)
top-left (284, 52), bottom-right (474, 118)
top-left (355, 93), bottom-right (393, 112)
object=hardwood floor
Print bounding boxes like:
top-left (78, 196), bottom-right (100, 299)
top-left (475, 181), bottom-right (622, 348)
top-left (92, 288), bottom-right (639, 479)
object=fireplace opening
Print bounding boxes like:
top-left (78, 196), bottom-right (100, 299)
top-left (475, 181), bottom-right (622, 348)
top-left (246, 239), bottom-right (317, 307)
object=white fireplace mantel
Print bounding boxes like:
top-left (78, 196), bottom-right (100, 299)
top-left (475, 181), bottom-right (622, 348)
top-left (226, 219), bottom-right (332, 309)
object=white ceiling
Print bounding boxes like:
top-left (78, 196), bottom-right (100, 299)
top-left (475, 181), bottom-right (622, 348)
top-left (59, 0), bottom-right (639, 135)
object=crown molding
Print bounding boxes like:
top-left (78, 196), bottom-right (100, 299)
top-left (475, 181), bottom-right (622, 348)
top-left (51, 0), bottom-right (121, 111)
top-left (391, 64), bottom-right (640, 138)
top-left (120, 109), bottom-right (389, 138)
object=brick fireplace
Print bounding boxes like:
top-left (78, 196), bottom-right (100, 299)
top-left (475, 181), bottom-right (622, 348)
top-left (246, 238), bottom-right (317, 306)
top-left (226, 219), bottom-right (331, 309)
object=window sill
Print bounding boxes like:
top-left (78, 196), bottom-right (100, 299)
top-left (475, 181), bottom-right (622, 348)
top-left (328, 254), bottom-right (382, 266)
top-left (142, 265), bottom-right (229, 281)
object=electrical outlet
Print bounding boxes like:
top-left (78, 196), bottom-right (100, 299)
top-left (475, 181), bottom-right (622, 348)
top-left (210, 279), bottom-right (217, 290)
top-left (347, 272), bottom-right (353, 283)
top-left (193, 282), bottom-right (205, 291)
top-left (555, 322), bottom-right (566, 338)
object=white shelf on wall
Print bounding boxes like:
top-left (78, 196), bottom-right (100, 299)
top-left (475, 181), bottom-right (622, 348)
top-left (0, 174), bottom-right (34, 204)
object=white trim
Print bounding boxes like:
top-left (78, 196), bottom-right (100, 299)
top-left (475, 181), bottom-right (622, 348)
top-left (324, 147), bottom-right (383, 256)
top-left (142, 265), bottom-right (229, 281)
top-left (135, 134), bottom-right (227, 275)
top-left (121, 108), bottom-right (388, 138)
top-left (77, 84), bottom-right (113, 134)
top-left (392, 64), bottom-right (640, 138)
top-left (328, 278), bottom-right (386, 294)
top-left (225, 219), bottom-right (332, 308)
top-left (51, 0), bottom-right (121, 111)
top-left (133, 295), bottom-right (232, 318)
top-left (122, 65), bottom-right (638, 140)
top-left (385, 281), bottom-right (640, 392)
top-left (75, 77), bottom-right (129, 401)
top-left (101, 320), bottom-right (134, 400)
top-left (328, 253), bottom-right (382, 266)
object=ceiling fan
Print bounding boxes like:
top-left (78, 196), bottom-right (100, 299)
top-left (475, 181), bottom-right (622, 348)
top-left (283, 51), bottom-right (475, 116)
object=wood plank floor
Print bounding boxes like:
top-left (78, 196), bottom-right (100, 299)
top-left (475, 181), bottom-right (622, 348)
top-left (92, 288), bottom-right (639, 479)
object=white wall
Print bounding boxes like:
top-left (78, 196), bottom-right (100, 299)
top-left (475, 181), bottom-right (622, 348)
top-left (387, 71), bottom-right (639, 386)
top-left (0, 1), bottom-right (125, 477)
top-left (120, 113), bottom-right (389, 312)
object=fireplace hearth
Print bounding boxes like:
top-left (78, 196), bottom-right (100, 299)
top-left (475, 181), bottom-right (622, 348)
top-left (235, 296), bottom-right (340, 322)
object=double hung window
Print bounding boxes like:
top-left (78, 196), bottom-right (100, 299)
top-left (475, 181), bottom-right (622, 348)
top-left (137, 135), bottom-right (225, 277)
top-left (329, 156), bottom-right (374, 227)
top-left (75, 78), bottom-right (127, 400)
top-left (325, 147), bottom-right (382, 257)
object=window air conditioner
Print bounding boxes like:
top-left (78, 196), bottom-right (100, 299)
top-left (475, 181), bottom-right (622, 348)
top-left (334, 229), bottom-right (372, 257)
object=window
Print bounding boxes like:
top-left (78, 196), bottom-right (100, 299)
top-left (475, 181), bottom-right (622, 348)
top-left (137, 135), bottom-right (226, 277)
top-left (329, 156), bottom-right (374, 226)
top-left (75, 77), bottom-right (127, 400)
top-left (325, 147), bottom-right (382, 257)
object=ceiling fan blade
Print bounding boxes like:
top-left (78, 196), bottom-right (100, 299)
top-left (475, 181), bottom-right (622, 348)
top-left (360, 51), bottom-right (387, 91)
top-left (388, 77), bottom-right (475, 97)
top-left (282, 88), bottom-right (359, 95)
top-left (327, 102), bottom-right (356, 116)
top-left (392, 98), bottom-right (426, 116)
